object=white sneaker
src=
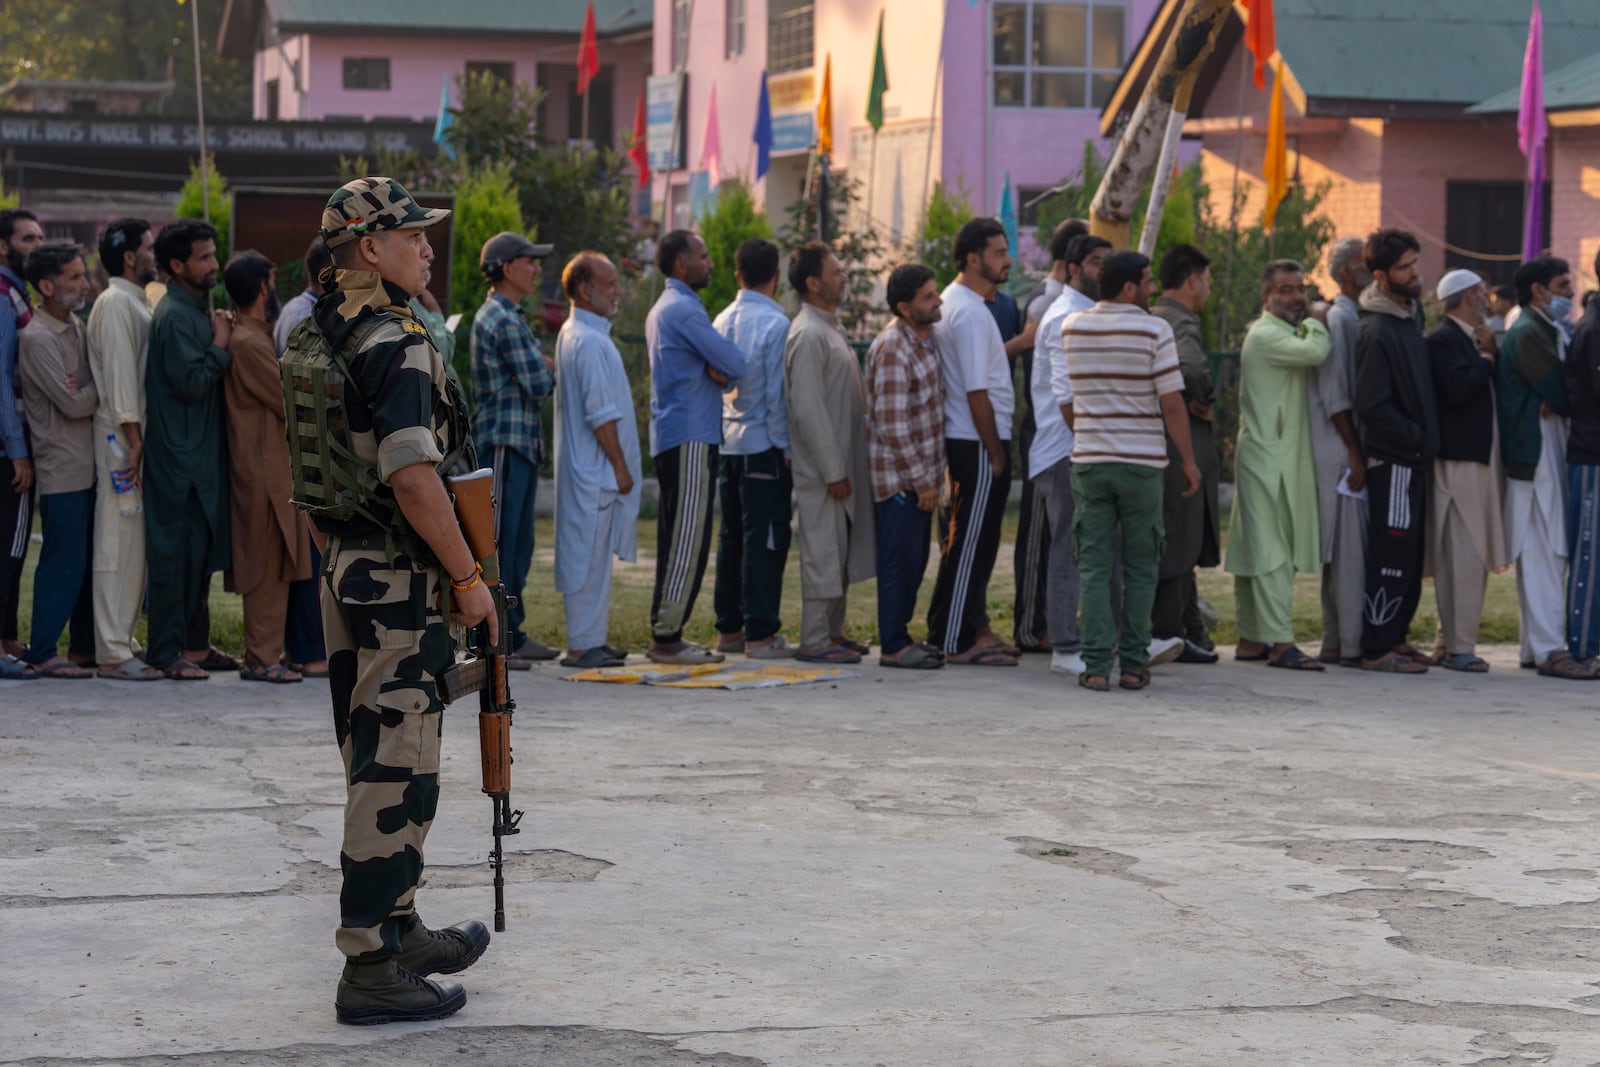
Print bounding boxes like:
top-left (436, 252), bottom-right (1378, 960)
top-left (1148, 636), bottom-right (1184, 666)
top-left (1051, 650), bottom-right (1086, 676)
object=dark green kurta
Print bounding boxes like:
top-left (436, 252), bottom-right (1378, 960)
top-left (143, 283), bottom-right (232, 665)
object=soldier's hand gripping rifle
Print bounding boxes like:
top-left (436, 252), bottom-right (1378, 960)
top-left (436, 468), bottom-right (522, 932)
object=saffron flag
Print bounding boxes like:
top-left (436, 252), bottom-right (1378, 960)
top-left (1519, 0), bottom-right (1547, 260)
top-left (629, 86), bottom-right (651, 188)
top-left (866, 10), bottom-right (890, 133)
top-left (1241, 0), bottom-right (1275, 92)
top-left (1262, 57), bottom-right (1287, 233)
top-left (753, 71), bottom-right (774, 180)
top-left (433, 76), bottom-right (456, 162)
top-left (817, 53), bottom-right (833, 157)
top-left (577, 2), bottom-right (600, 96)
top-left (702, 83), bottom-right (723, 190)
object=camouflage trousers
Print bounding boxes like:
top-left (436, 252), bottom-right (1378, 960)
top-left (323, 535), bottom-right (455, 959)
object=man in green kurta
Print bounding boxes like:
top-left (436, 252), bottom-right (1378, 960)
top-left (143, 220), bottom-right (233, 679)
top-left (1224, 259), bottom-right (1330, 671)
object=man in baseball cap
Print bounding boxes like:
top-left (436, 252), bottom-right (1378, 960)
top-left (472, 230), bottom-right (558, 664)
top-left (1425, 266), bottom-right (1508, 674)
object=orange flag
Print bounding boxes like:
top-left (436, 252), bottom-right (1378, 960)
top-left (1241, 0), bottom-right (1275, 92)
top-left (817, 54), bottom-right (833, 157)
top-left (1263, 58), bottom-right (1287, 233)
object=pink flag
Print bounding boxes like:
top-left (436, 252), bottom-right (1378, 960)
top-left (701, 83), bottom-right (722, 190)
top-left (1518, 0), bottom-right (1546, 260)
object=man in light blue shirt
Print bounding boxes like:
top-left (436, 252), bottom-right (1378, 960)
top-left (643, 230), bottom-right (747, 664)
top-left (711, 238), bottom-right (795, 658)
top-left (553, 253), bottom-right (641, 669)
top-left (273, 235), bottom-right (331, 355)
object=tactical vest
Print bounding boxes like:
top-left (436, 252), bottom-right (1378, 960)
top-left (280, 312), bottom-right (474, 560)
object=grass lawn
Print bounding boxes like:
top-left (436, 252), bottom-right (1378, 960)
top-left (16, 501), bottom-right (1523, 658)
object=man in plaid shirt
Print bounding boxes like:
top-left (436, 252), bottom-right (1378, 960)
top-left (865, 264), bottom-right (947, 669)
top-left (471, 231), bottom-right (556, 663)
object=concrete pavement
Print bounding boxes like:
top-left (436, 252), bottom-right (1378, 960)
top-left (5, 644), bottom-right (1600, 1065)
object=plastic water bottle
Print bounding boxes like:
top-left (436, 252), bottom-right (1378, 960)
top-left (106, 434), bottom-right (142, 516)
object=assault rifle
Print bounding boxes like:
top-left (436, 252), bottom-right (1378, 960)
top-left (436, 469), bottom-right (523, 933)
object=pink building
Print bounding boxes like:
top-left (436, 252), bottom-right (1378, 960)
top-left (218, 0), bottom-right (652, 154)
top-left (652, 0), bottom-right (1160, 254)
top-left (1109, 0), bottom-right (1600, 296)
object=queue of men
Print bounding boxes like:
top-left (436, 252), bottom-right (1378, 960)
top-left (6, 202), bottom-right (1600, 689)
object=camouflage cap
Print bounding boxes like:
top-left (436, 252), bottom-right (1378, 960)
top-left (321, 177), bottom-right (450, 250)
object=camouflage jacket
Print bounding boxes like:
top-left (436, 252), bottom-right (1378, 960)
top-left (312, 268), bottom-right (476, 564)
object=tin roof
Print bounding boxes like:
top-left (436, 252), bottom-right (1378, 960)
top-left (1472, 50), bottom-right (1600, 114)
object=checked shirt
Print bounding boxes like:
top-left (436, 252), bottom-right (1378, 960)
top-left (864, 318), bottom-right (946, 503)
top-left (470, 289), bottom-right (554, 466)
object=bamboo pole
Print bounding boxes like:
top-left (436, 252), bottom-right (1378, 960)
top-left (1089, 0), bottom-right (1232, 248)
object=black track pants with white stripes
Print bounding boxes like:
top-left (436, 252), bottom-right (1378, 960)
top-left (0, 456), bottom-right (32, 644)
top-left (651, 441), bottom-right (719, 644)
top-left (928, 439), bottom-right (1012, 655)
top-left (1361, 460), bottom-right (1427, 660)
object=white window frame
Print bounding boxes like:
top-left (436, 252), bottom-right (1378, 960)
top-left (992, 0), bottom-right (1127, 111)
top-left (726, 0), bottom-right (747, 58)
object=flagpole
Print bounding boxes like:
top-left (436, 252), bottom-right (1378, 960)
top-left (189, 0), bottom-right (210, 223)
top-left (918, 8), bottom-right (947, 236)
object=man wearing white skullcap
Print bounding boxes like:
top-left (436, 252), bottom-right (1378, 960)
top-left (1426, 270), bottom-right (1508, 672)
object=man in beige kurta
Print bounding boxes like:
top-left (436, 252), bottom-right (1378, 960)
top-left (222, 252), bottom-right (310, 680)
top-left (1426, 271), bottom-right (1508, 670)
top-left (784, 243), bottom-right (875, 661)
top-left (86, 219), bottom-right (161, 678)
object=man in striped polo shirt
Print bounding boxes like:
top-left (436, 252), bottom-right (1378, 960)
top-left (1063, 250), bottom-right (1199, 691)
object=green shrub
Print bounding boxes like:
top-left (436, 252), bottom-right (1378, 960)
top-left (175, 159), bottom-right (230, 253)
top-left (697, 178), bottom-right (773, 319)
top-left (450, 161), bottom-right (529, 317)
top-left (916, 181), bottom-right (975, 290)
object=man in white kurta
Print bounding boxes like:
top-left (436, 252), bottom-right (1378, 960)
top-left (1225, 263), bottom-right (1330, 669)
top-left (552, 254), bottom-right (642, 669)
top-left (785, 243), bottom-right (875, 661)
top-left (85, 219), bottom-right (161, 678)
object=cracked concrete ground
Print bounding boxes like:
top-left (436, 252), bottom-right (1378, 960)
top-left (6, 644), bottom-right (1600, 1065)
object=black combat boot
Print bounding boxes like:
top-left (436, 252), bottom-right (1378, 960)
top-left (334, 956), bottom-right (466, 1026)
top-left (396, 913), bottom-right (491, 976)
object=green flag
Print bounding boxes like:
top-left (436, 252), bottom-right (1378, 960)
top-left (866, 10), bottom-right (889, 132)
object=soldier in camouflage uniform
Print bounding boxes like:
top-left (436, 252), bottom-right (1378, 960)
top-left (304, 178), bottom-right (496, 1025)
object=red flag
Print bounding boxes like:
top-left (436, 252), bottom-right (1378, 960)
top-left (1241, 0), bottom-right (1275, 92)
top-left (629, 87), bottom-right (651, 187)
top-left (577, 2), bottom-right (600, 96)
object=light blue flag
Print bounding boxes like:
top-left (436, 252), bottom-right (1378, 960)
top-left (998, 170), bottom-right (1018, 268)
top-left (433, 76), bottom-right (456, 161)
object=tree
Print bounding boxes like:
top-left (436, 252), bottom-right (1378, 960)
top-left (450, 162), bottom-right (531, 317)
top-left (782, 169), bottom-right (888, 340)
top-left (446, 70), bottom-right (635, 279)
top-left (915, 181), bottom-right (975, 290)
top-left (175, 159), bottom-right (231, 253)
top-left (697, 178), bottom-right (773, 318)
top-left (1199, 182), bottom-right (1336, 350)
top-left (0, 1), bottom-right (250, 117)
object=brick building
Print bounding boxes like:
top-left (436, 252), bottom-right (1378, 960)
top-left (1107, 0), bottom-right (1600, 296)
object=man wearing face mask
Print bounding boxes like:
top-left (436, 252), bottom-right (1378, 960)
top-left (553, 251), bottom-right (640, 670)
top-left (0, 208), bottom-right (43, 676)
top-left (1226, 259), bottom-right (1329, 673)
top-left (18, 242), bottom-right (98, 677)
top-left (1426, 271), bottom-right (1508, 673)
top-left (1353, 227), bottom-right (1438, 675)
top-left (1499, 255), bottom-right (1590, 678)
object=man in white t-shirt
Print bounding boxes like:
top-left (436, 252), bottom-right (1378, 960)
top-left (1030, 233), bottom-right (1109, 676)
top-left (929, 218), bottom-right (1018, 665)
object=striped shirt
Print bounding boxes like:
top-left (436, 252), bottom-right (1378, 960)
top-left (1062, 302), bottom-right (1184, 468)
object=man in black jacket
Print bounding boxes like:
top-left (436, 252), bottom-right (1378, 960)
top-left (1565, 249), bottom-right (1600, 664)
top-left (1427, 270), bottom-right (1508, 673)
top-left (1354, 228), bottom-right (1438, 674)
